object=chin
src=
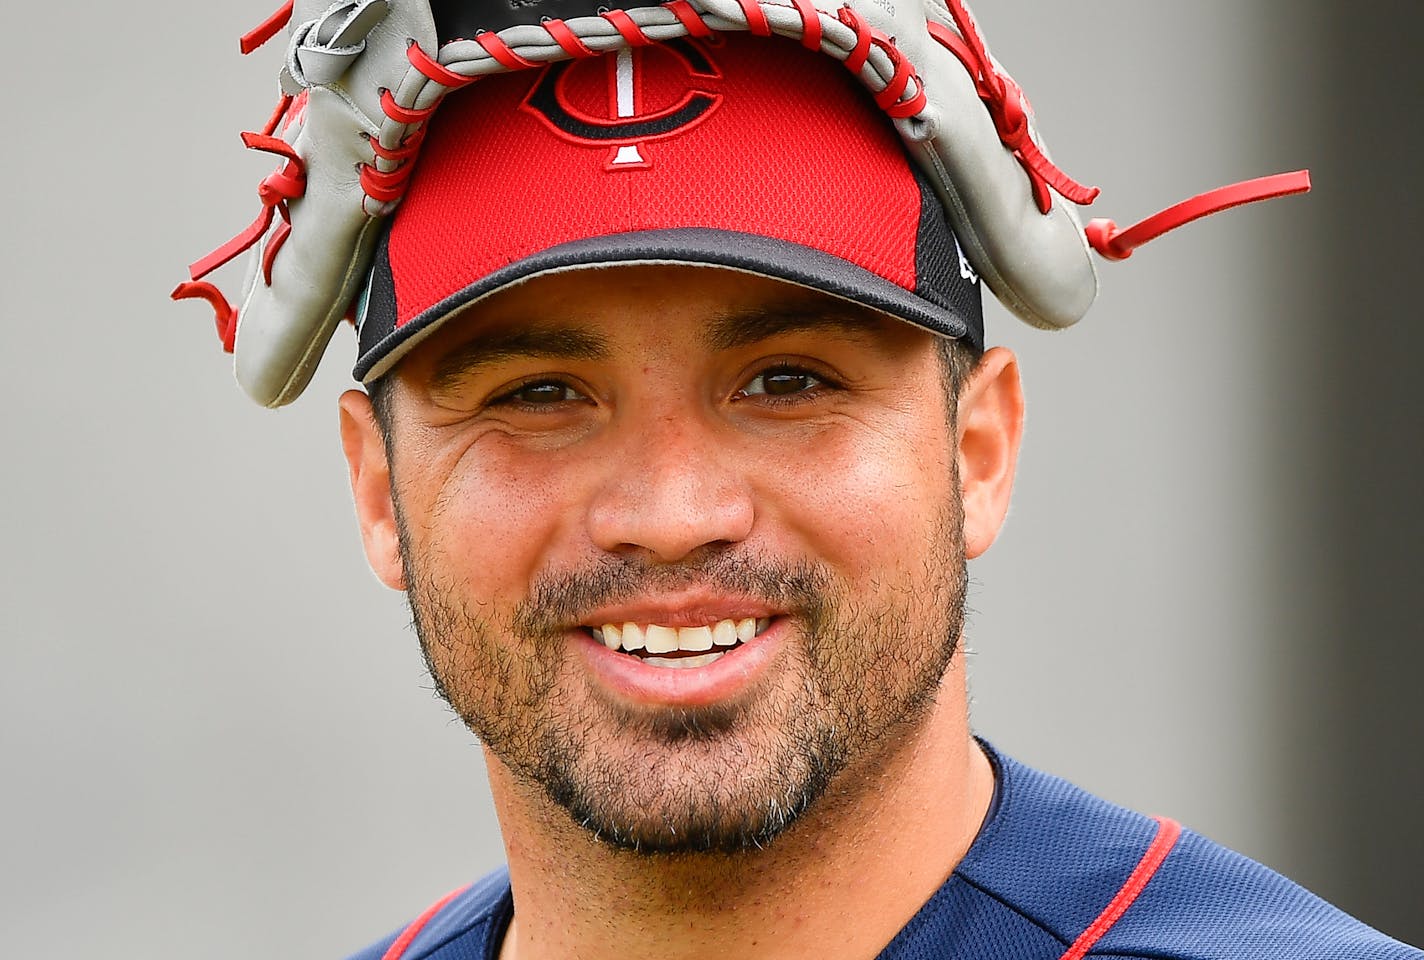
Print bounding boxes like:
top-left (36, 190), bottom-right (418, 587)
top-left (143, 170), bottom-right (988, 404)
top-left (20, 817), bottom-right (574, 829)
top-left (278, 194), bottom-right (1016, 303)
top-left (529, 710), bottom-right (847, 856)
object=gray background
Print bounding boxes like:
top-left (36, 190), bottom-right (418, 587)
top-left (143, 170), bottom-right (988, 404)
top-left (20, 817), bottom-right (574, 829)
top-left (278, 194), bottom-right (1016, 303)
top-left (2, 1), bottom-right (1420, 956)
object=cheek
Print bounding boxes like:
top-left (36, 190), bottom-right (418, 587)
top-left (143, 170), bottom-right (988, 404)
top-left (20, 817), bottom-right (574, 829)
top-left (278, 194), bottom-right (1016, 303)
top-left (408, 435), bottom-right (590, 593)
top-left (754, 410), bottom-right (956, 579)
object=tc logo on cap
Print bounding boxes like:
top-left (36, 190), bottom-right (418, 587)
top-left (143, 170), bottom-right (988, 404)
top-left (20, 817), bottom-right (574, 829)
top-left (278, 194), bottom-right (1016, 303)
top-left (522, 38), bottom-right (724, 171)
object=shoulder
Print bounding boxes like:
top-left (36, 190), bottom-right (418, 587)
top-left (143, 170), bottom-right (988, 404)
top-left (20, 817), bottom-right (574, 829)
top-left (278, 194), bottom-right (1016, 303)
top-left (1102, 826), bottom-right (1420, 959)
top-left (343, 867), bottom-right (513, 960)
top-left (914, 745), bottom-right (1423, 960)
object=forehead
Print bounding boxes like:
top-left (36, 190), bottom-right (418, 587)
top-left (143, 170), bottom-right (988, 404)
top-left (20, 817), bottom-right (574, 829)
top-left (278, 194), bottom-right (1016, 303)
top-left (390, 263), bottom-right (929, 385)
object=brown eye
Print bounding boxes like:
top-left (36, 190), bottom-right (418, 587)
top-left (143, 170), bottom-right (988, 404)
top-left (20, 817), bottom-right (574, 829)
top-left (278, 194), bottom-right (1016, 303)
top-left (499, 380), bottom-right (581, 407)
top-left (741, 367), bottom-right (824, 398)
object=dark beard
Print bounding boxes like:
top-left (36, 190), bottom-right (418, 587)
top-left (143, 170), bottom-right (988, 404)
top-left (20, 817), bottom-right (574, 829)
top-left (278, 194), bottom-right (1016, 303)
top-left (399, 511), bottom-right (966, 856)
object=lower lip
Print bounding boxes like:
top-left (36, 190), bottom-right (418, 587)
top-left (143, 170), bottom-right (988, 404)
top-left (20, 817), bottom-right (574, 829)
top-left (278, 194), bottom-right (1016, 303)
top-left (574, 620), bottom-right (784, 709)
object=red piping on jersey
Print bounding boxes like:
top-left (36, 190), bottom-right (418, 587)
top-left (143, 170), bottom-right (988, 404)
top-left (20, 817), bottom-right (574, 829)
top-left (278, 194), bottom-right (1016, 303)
top-left (380, 884), bottom-right (473, 960)
top-left (1086, 171), bottom-right (1312, 261)
top-left (363, 820), bottom-right (1181, 960)
top-left (1056, 816), bottom-right (1182, 960)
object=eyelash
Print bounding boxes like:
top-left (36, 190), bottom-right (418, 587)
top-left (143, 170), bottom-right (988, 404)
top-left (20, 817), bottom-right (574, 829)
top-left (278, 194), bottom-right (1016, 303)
top-left (488, 377), bottom-right (588, 411)
top-left (485, 362), bottom-right (839, 412)
top-left (736, 363), bottom-right (840, 405)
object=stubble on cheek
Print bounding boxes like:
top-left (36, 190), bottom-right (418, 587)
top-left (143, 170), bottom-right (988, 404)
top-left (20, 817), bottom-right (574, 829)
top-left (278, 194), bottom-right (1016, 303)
top-left (403, 547), bottom-right (848, 852)
top-left (398, 498), bottom-right (968, 856)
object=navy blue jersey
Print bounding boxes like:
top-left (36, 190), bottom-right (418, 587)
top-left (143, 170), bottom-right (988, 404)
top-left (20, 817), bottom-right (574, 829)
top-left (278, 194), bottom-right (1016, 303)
top-left (346, 744), bottom-right (1422, 960)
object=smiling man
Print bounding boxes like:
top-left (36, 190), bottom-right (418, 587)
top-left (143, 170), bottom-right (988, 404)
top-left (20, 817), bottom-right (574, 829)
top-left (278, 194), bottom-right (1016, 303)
top-left (177, 0), bottom-right (1420, 957)
top-left (344, 265), bottom-right (1007, 959)
top-left (346, 266), bottom-right (1003, 865)
top-left (339, 48), bottom-right (1008, 932)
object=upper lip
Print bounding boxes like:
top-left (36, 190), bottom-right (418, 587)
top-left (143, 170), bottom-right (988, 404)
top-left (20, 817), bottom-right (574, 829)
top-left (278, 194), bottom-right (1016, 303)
top-left (577, 592), bottom-right (781, 629)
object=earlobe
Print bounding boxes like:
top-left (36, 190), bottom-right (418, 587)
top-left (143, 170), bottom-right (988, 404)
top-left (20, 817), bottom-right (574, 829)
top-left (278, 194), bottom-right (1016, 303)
top-left (338, 389), bottom-right (407, 591)
top-left (955, 346), bottom-right (1025, 560)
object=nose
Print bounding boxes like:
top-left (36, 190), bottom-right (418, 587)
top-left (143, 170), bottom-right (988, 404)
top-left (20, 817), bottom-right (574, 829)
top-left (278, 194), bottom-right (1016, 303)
top-left (584, 409), bottom-right (755, 563)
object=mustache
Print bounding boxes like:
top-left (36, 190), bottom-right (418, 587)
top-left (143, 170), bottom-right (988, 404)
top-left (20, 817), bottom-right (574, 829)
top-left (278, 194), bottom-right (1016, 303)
top-left (512, 550), bottom-right (834, 638)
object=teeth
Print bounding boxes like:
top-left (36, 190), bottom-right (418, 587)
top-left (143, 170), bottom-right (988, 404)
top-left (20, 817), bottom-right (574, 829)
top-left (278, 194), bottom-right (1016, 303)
top-left (680, 626), bottom-right (713, 651)
top-left (595, 617), bottom-right (775, 661)
top-left (712, 619), bottom-right (737, 648)
top-left (644, 624), bottom-right (679, 654)
top-left (643, 652), bottom-right (725, 669)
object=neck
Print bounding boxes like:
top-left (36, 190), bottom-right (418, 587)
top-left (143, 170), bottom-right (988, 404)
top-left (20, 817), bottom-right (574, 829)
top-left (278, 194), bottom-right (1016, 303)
top-left (486, 669), bottom-right (993, 960)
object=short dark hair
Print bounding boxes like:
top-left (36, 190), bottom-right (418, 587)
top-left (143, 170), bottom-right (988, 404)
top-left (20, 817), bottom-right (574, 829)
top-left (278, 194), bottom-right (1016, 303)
top-left (937, 336), bottom-right (983, 404)
top-left (368, 372), bottom-right (396, 441)
top-left (367, 372), bottom-right (399, 471)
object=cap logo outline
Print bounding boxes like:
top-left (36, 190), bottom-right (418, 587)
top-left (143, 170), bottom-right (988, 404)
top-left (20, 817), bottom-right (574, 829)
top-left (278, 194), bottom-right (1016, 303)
top-left (521, 38), bottom-right (724, 171)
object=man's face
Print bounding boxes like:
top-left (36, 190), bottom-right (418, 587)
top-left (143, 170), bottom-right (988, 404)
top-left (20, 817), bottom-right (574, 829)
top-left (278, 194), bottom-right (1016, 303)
top-left (355, 265), bottom-right (974, 853)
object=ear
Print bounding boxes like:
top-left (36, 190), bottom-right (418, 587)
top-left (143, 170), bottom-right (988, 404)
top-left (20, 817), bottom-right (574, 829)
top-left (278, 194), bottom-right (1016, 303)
top-left (955, 346), bottom-right (1024, 559)
top-left (338, 389), bottom-right (407, 590)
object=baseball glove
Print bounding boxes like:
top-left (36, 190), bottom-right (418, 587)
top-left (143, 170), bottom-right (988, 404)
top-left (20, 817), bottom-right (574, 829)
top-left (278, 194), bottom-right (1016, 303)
top-left (174, 0), bottom-right (1309, 407)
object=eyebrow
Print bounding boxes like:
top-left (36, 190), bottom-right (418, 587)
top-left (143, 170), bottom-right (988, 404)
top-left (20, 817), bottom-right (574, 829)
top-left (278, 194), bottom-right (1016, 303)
top-left (701, 303), bottom-right (889, 352)
top-left (429, 300), bottom-right (887, 390)
top-left (430, 326), bottom-right (611, 392)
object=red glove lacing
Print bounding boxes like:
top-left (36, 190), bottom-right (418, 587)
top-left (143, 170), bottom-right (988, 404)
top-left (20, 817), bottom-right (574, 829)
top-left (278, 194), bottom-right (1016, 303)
top-left (176, 0), bottom-right (1312, 354)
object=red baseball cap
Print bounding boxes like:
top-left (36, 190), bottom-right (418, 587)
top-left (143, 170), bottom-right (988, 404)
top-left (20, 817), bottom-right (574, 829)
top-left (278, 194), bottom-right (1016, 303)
top-left (352, 32), bottom-right (982, 382)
